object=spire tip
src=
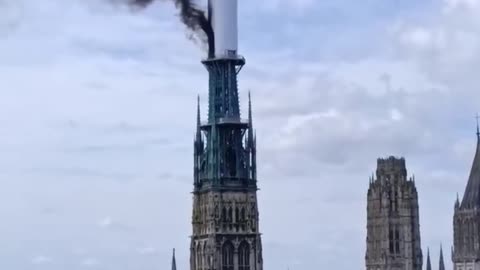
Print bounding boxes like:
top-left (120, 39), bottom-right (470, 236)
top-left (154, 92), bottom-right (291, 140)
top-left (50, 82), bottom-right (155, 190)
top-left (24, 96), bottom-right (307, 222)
top-left (476, 113), bottom-right (480, 138)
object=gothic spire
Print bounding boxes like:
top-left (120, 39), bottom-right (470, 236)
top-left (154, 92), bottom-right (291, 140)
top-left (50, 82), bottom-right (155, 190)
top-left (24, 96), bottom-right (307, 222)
top-left (426, 248), bottom-right (432, 270)
top-left (461, 119), bottom-right (480, 208)
top-left (248, 91), bottom-right (254, 145)
top-left (248, 91), bottom-right (253, 124)
top-left (439, 245), bottom-right (445, 270)
top-left (477, 113), bottom-right (479, 138)
top-left (196, 95), bottom-right (202, 141)
top-left (172, 248), bottom-right (177, 270)
top-left (455, 192), bottom-right (460, 209)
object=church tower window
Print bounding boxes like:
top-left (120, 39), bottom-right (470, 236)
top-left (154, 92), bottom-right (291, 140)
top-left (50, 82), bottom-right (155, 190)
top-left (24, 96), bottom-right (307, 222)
top-left (222, 242), bottom-right (234, 270)
top-left (239, 242), bottom-right (250, 270)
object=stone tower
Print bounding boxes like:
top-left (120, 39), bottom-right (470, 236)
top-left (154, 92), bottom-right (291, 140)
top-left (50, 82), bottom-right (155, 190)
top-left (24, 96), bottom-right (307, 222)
top-left (189, 3), bottom-right (262, 269)
top-left (452, 126), bottom-right (480, 270)
top-left (365, 156), bottom-right (423, 270)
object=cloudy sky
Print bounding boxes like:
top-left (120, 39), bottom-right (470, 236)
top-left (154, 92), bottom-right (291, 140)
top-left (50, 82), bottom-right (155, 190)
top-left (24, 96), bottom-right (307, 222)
top-left (1, 0), bottom-right (480, 269)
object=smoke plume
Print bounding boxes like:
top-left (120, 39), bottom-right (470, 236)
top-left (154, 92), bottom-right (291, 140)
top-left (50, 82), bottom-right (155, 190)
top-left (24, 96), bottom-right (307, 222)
top-left (129, 0), bottom-right (214, 57)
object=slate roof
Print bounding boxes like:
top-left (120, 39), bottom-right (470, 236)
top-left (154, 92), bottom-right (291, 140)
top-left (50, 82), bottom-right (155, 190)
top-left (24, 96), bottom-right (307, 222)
top-left (461, 132), bottom-right (480, 209)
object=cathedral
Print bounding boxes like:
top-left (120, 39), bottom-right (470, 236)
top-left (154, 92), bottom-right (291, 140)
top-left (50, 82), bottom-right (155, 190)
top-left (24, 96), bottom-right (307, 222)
top-left (365, 157), bottom-right (423, 270)
top-left (187, 2), bottom-right (262, 270)
top-left (163, 1), bottom-right (480, 269)
top-left (365, 126), bottom-right (480, 270)
top-left (452, 128), bottom-right (480, 270)
top-left (188, 55), bottom-right (262, 270)
top-left (171, 0), bottom-right (264, 269)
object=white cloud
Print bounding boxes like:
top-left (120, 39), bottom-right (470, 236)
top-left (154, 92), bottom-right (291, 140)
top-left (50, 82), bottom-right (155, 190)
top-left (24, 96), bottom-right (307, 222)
top-left (259, 0), bottom-right (315, 13)
top-left (98, 216), bottom-right (113, 229)
top-left (137, 247), bottom-right (158, 255)
top-left (31, 255), bottom-right (53, 265)
top-left (444, 0), bottom-right (480, 11)
top-left (399, 27), bottom-right (434, 49)
top-left (82, 257), bottom-right (100, 267)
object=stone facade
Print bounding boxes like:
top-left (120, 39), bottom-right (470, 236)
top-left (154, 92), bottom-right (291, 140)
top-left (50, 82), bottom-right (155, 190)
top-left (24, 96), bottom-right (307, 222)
top-left (190, 190), bottom-right (262, 270)
top-left (452, 132), bottom-right (480, 270)
top-left (365, 157), bottom-right (423, 270)
top-left (190, 55), bottom-right (262, 270)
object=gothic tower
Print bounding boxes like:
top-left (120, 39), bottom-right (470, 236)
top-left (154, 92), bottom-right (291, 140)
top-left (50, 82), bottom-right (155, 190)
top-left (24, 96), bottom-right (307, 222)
top-left (365, 156), bottom-right (423, 270)
top-left (189, 1), bottom-right (262, 270)
top-left (452, 125), bottom-right (480, 270)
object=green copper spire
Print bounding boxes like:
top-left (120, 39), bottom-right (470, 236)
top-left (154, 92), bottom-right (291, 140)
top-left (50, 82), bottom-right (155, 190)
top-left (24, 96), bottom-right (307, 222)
top-left (196, 95), bottom-right (202, 142)
top-left (194, 96), bottom-right (204, 188)
top-left (248, 91), bottom-right (253, 145)
top-left (194, 55), bottom-right (256, 192)
top-left (246, 91), bottom-right (256, 181)
top-left (204, 57), bottom-right (244, 123)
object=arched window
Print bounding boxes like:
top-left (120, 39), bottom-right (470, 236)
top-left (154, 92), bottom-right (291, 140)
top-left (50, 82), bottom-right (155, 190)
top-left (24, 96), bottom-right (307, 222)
top-left (394, 229), bottom-right (400, 253)
top-left (240, 208), bottom-right (246, 231)
top-left (203, 242), bottom-right (209, 270)
top-left (226, 145), bottom-right (237, 176)
top-left (222, 207), bottom-right (227, 222)
top-left (389, 229), bottom-right (394, 253)
top-left (222, 242), bottom-right (234, 270)
top-left (197, 244), bottom-right (203, 270)
top-left (228, 208), bottom-right (233, 222)
top-left (239, 242), bottom-right (250, 270)
top-left (215, 205), bottom-right (219, 219)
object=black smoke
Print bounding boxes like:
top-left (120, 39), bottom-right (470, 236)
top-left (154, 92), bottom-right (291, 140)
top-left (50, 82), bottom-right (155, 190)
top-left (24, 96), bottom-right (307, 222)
top-left (129, 0), bottom-right (214, 58)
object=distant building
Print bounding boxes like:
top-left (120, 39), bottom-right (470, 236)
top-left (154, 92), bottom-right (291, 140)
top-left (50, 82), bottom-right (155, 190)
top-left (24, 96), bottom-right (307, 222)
top-left (365, 157), bottom-right (423, 270)
top-left (452, 126), bottom-right (480, 270)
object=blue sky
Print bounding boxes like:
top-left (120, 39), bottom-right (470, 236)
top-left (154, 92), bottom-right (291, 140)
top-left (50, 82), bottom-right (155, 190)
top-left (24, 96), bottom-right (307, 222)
top-left (0, 0), bottom-right (480, 269)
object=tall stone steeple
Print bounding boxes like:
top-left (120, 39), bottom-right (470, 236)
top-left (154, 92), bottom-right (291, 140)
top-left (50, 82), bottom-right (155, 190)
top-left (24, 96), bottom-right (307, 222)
top-left (190, 2), bottom-right (262, 270)
top-left (452, 121), bottom-right (480, 270)
top-left (426, 248), bottom-right (432, 270)
top-left (365, 156), bottom-right (423, 270)
top-left (439, 245), bottom-right (445, 270)
top-left (460, 122), bottom-right (480, 208)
